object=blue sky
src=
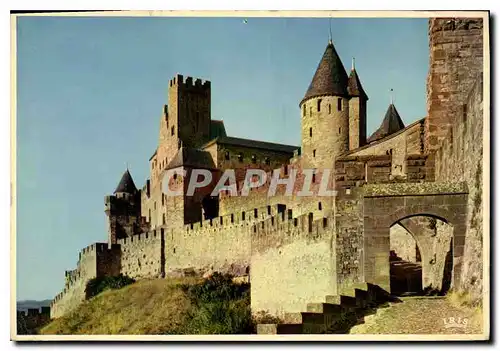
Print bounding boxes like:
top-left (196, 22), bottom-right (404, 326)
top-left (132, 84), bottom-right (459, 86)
top-left (16, 16), bottom-right (429, 300)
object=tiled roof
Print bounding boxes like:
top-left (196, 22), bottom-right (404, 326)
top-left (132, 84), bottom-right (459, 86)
top-left (114, 169), bottom-right (138, 194)
top-left (207, 136), bottom-right (297, 154)
top-left (302, 41), bottom-right (349, 104)
top-left (166, 147), bottom-right (216, 170)
top-left (367, 104), bottom-right (405, 143)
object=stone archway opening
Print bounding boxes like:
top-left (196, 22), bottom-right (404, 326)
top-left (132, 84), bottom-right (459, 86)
top-left (363, 184), bottom-right (467, 295)
top-left (389, 223), bottom-right (422, 296)
top-left (389, 215), bottom-right (454, 296)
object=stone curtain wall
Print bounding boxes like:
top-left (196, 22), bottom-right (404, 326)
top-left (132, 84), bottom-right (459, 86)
top-left (250, 212), bottom-right (335, 318)
top-left (163, 205), bottom-right (283, 277)
top-left (118, 231), bottom-right (164, 279)
top-left (50, 243), bottom-right (119, 318)
top-left (17, 307), bottom-right (51, 334)
top-left (434, 75), bottom-right (484, 302)
top-left (425, 18), bottom-right (483, 152)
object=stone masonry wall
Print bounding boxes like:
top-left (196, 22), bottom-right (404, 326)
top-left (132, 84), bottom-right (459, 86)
top-left (334, 187), bottom-right (364, 292)
top-left (397, 217), bottom-right (453, 291)
top-left (164, 204), bottom-right (285, 278)
top-left (118, 230), bottom-right (164, 279)
top-left (50, 243), bottom-right (120, 319)
top-left (434, 75), bottom-right (484, 302)
top-left (250, 212), bottom-right (335, 318)
top-left (301, 95), bottom-right (350, 169)
top-left (425, 17), bottom-right (483, 152)
top-left (390, 224), bottom-right (418, 262)
top-left (346, 119), bottom-right (424, 178)
top-left (334, 155), bottom-right (392, 190)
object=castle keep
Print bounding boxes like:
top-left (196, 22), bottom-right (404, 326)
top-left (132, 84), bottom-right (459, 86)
top-left (50, 18), bottom-right (485, 324)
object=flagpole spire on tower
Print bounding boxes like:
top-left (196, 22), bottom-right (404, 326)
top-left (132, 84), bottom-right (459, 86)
top-left (328, 17), bottom-right (333, 44)
top-left (390, 88), bottom-right (394, 105)
top-left (352, 57), bottom-right (355, 71)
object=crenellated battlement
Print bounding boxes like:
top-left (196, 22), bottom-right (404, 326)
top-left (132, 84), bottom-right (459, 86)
top-left (17, 307), bottom-right (51, 334)
top-left (251, 211), bottom-right (331, 239)
top-left (18, 306), bottom-right (50, 318)
top-left (51, 242), bottom-right (121, 316)
top-left (78, 242), bottom-right (109, 261)
top-left (182, 203), bottom-right (286, 235)
top-left (169, 74), bottom-right (211, 92)
top-left (117, 230), bottom-right (161, 246)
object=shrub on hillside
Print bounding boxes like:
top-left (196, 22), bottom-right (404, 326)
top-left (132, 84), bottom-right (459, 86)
top-left (182, 272), bottom-right (249, 303)
top-left (177, 272), bottom-right (253, 334)
top-left (85, 274), bottom-right (135, 299)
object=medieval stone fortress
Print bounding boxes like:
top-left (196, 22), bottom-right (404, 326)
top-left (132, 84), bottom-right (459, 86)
top-left (50, 18), bottom-right (485, 332)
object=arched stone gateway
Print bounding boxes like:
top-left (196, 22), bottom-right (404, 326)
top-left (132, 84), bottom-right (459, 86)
top-left (389, 216), bottom-right (453, 295)
top-left (362, 182), bottom-right (468, 293)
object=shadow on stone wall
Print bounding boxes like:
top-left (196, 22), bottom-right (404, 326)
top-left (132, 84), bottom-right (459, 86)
top-left (389, 250), bottom-right (423, 296)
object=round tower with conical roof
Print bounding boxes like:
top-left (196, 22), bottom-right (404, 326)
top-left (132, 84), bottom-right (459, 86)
top-left (348, 58), bottom-right (369, 149)
top-left (104, 169), bottom-right (144, 245)
top-left (300, 40), bottom-right (350, 169)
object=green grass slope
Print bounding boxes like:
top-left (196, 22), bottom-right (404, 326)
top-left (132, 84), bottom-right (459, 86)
top-left (41, 274), bottom-right (253, 335)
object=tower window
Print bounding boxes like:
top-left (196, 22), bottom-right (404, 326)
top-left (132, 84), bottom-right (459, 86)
top-left (339, 127), bottom-right (341, 134)
top-left (317, 99), bottom-right (322, 112)
top-left (303, 104), bottom-right (306, 117)
top-left (313, 149), bottom-right (316, 158)
top-left (312, 174), bottom-right (316, 183)
top-left (154, 202), bottom-right (157, 210)
top-left (162, 213), bottom-right (166, 225)
top-left (337, 98), bottom-right (342, 111)
top-left (310, 107), bottom-right (312, 116)
top-left (329, 104), bottom-right (331, 114)
top-left (171, 126), bottom-right (175, 136)
top-left (309, 128), bottom-right (312, 137)
top-left (318, 202), bottom-right (322, 210)
top-left (225, 151), bottom-right (230, 161)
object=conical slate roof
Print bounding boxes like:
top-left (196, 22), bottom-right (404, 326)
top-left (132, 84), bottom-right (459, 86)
top-left (347, 68), bottom-right (368, 100)
top-left (114, 169), bottom-right (138, 194)
top-left (368, 104), bottom-right (405, 143)
top-left (301, 41), bottom-right (349, 104)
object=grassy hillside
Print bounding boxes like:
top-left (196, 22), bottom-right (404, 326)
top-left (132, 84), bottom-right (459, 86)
top-left (41, 274), bottom-right (253, 335)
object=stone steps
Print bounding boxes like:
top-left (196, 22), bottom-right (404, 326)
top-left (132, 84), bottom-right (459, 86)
top-left (256, 282), bottom-right (393, 334)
